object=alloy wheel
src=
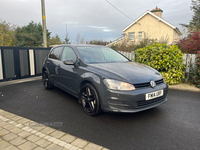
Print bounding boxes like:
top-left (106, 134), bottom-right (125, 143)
top-left (42, 73), bottom-right (48, 88)
top-left (81, 83), bottom-right (101, 116)
top-left (42, 71), bottom-right (53, 90)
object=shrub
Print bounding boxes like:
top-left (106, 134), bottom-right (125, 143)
top-left (136, 43), bottom-right (185, 85)
top-left (194, 51), bottom-right (200, 88)
top-left (87, 40), bottom-right (110, 46)
top-left (176, 31), bottom-right (200, 54)
top-left (131, 37), bottom-right (156, 51)
top-left (110, 37), bottom-right (157, 52)
top-left (110, 35), bottom-right (169, 52)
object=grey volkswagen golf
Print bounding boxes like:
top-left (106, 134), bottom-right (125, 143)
top-left (42, 44), bottom-right (168, 116)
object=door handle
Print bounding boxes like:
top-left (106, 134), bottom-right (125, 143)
top-left (47, 61), bottom-right (50, 64)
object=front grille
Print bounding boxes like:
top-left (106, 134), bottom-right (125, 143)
top-left (134, 79), bottom-right (164, 89)
top-left (136, 95), bottom-right (165, 108)
top-left (134, 82), bottom-right (150, 88)
top-left (155, 79), bottom-right (164, 84)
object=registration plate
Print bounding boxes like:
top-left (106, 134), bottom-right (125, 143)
top-left (145, 90), bottom-right (163, 100)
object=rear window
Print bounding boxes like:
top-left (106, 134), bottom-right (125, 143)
top-left (49, 47), bottom-right (63, 60)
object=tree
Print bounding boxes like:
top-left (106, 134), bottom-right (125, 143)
top-left (180, 0), bottom-right (200, 31)
top-left (0, 20), bottom-right (15, 46)
top-left (64, 25), bottom-right (71, 44)
top-left (80, 36), bottom-right (85, 44)
top-left (14, 21), bottom-right (51, 47)
top-left (87, 40), bottom-right (110, 46)
top-left (48, 34), bottom-right (64, 46)
top-left (75, 33), bottom-right (81, 44)
top-left (75, 33), bottom-right (85, 44)
top-left (64, 33), bottom-right (71, 44)
top-left (176, 31), bottom-right (200, 54)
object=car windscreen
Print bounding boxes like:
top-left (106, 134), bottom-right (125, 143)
top-left (76, 46), bottom-right (129, 63)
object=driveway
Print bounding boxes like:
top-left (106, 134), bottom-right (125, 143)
top-left (0, 79), bottom-right (200, 150)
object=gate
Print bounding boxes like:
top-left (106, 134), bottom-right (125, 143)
top-left (0, 46), bottom-right (51, 82)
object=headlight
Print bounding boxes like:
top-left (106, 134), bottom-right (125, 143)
top-left (103, 79), bottom-right (135, 91)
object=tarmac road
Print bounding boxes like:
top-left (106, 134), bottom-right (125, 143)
top-left (0, 80), bottom-right (200, 150)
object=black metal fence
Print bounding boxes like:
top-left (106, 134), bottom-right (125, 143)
top-left (0, 46), bottom-right (51, 82)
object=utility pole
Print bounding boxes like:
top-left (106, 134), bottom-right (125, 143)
top-left (41, 0), bottom-right (47, 47)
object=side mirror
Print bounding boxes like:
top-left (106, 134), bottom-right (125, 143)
top-left (63, 58), bottom-right (76, 65)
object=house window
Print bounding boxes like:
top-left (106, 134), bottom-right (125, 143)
top-left (128, 32), bottom-right (135, 41)
top-left (138, 32), bottom-right (142, 40)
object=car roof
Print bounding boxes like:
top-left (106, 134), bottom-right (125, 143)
top-left (54, 44), bottom-right (107, 48)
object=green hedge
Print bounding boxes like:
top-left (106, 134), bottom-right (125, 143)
top-left (136, 43), bottom-right (185, 85)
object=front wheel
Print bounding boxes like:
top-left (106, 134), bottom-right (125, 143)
top-left (42, 71), bottom-right (54, 90)
top-left (80, 83), bottom-right (102, 116)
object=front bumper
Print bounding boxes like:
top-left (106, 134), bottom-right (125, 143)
top-left (100, 83), bottom-right (168, 113)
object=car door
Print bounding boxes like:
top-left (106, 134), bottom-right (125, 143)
top-left (47, 46), bottom-right (64, 85)
top-left (58, 46), bottom-right (79, 95)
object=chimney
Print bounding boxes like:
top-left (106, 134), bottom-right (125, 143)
top-left (151, 6), bottom-right (163, 18)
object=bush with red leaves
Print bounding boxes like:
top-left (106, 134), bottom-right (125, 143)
top-left (177, 31), bottom-right (200, 54)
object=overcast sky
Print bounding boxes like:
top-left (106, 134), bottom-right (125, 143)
top-left (0, 0), bottom-right (193, 43)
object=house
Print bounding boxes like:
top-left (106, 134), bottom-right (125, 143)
top-left (107, 7), bottom-right (182, 47)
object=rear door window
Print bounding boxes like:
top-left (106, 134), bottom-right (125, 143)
top-left (49, 47), bottom-right (63, 60)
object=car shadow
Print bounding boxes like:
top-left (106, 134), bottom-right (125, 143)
top-left (52, 84), bottom-right (166, 124)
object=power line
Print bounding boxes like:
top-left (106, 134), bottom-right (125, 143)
top-left (105, 0), bottom-right (134, 21)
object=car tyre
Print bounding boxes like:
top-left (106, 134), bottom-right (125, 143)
top-left (80, 83), bottom-right (102, 116)
top-left (42, 71), bottom-right (54, 90)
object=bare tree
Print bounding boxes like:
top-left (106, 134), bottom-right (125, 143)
top-left (75, 33), bottom-right (81, 44)
top-left (80, 36), bottom-right (85, 44)
top-left (64, 24), bottom-right (71, 44)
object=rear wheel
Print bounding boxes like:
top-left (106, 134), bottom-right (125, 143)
top-left (80, 83), bottom-right (102, 116)
top-left (42, 71), bottom-right (54, 90)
